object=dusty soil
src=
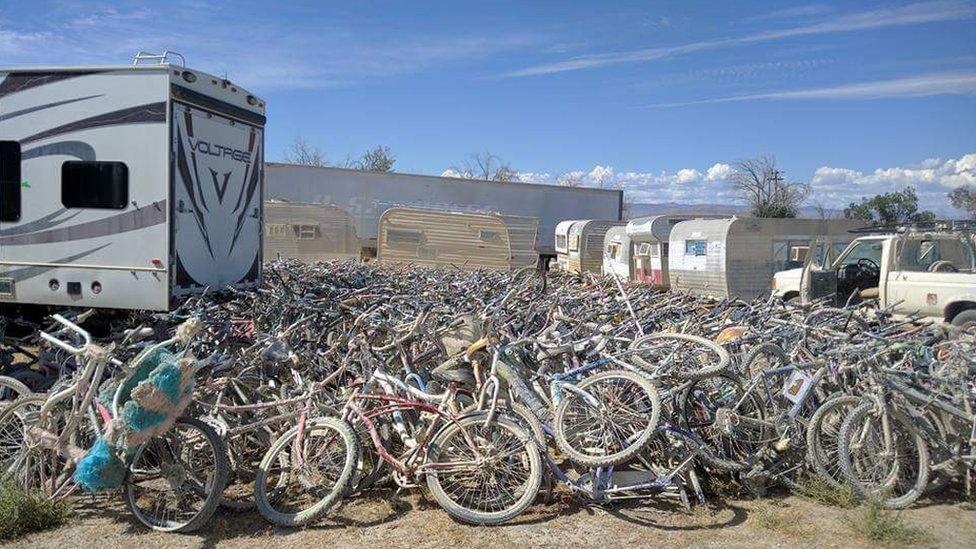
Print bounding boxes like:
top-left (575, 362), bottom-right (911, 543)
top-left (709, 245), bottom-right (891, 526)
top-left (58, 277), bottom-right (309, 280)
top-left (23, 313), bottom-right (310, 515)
top-left (11, 491), bottom-right (976, 549)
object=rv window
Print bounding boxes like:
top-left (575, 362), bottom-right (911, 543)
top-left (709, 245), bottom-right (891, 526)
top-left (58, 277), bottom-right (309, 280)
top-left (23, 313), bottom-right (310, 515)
top-left (637, 243), bottom-right (652, 257)
top-left (685, 239), bottom-right (707, 256)
top-left (295, 224), bottom-right (319, 239)
top-left (555, 234), bottom-right (567, 250)
top-left (479, 230), bottom-right (500, 241)
top-left (387, 228), bottom-right (424, 245)
top-left (266, 224), bottom-right (289, 237)
top-left (661, 242), bottom-right (669, 257)
top-left (61, 161), bottom-right (128, 209)
top-left (569, 234), bottom-right (580, 252)
top-left (0, 141), bottom-right (21, 222)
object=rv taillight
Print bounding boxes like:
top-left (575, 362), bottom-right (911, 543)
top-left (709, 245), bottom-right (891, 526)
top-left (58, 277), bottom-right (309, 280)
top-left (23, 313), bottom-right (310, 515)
top-left (91, 281), bottom-right (102, 294)
top-left (49, 279), bottom-right (59, 291)
top-left (182, 71), bottom-right (197, 83)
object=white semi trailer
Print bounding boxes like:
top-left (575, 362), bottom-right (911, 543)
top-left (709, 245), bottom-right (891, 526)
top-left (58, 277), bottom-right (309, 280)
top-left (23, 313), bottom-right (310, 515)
top-left (0, 54), bottom-right (266, 311)
top-left (265, 164), bottom-right (623, 258)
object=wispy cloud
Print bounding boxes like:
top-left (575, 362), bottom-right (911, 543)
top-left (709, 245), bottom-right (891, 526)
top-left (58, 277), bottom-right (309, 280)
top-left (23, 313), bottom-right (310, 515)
top-left (747, 4), bottom-right (833, 22)
top-left (640, 71), bottom-right (976, 108)
top-left (501, 0), bottom-right (975, 77)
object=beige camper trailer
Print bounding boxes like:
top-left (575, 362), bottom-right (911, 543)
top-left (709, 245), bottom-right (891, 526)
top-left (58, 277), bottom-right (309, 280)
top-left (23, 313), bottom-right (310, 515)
top-left (566, 220), bottom-right (627, 274)
top-left (554, 220), bottom-right (581, 272)
top-left (263, 200), bottom-right (360, 261)
top-left (626, 215), bottom-right (729, 287)
top-left (377, 207), bottom-right (539, 270)
top-left (668, 217), bottom-right (867, 299)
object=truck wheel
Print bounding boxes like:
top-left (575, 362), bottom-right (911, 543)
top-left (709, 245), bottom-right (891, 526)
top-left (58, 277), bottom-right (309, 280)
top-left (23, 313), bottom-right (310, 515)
top-left (950, 309), bottom-right (976, 328)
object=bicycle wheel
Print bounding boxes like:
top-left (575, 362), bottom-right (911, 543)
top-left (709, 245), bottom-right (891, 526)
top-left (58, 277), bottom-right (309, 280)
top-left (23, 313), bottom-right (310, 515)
top-left (123, 417), bottom-right (230, 533)
top-left (426, 412), bottom-right (542, 525)
top-left (0, 395), bottom-right (45, 470)
top-left (837, 403), bottom-right (929, 509)
top-left (741, 343), bottom-right (788, 379)
top-left (253, 416), bottom-right (358, 527)
top-left (806, 394), bottom-right (863, 487)
top-left (554, 370), bottom-right (661, 467)
top-left (679, 373), bottom-right (759, 471)
top-left (0, 375), bottom-right (32, 402)
top-left (628, 333), bottom-right (730, 380)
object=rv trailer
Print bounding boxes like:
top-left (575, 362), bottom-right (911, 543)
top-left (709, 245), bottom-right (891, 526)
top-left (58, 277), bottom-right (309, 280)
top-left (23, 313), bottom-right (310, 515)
top-left (668, 217), bottom-right (867, 299)
top-left (0, 55), bottom-right (265, 310)
top-left (264, 200), bottom-right (359, 262)
top-left (565, 219), bottom-right (627, 274)
top-left (554, 220), bottom-right (581, 272)
top-left (625, 215), bottom-right (728, 287)
top-left (377, 207), bottom-right (539, 270)
top-left (265, 164), bottom-right (623, 259)
top-left (601, 226), bottom-right (630, 280)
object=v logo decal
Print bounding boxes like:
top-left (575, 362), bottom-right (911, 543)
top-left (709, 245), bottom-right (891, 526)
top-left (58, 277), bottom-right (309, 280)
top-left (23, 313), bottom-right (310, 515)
top-left (208, 168), bottom-right (233, 203)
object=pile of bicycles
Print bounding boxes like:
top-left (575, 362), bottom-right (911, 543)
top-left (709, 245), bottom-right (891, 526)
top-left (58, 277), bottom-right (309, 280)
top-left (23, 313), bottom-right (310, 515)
top-left (0, 259), bottom-right (972, 533)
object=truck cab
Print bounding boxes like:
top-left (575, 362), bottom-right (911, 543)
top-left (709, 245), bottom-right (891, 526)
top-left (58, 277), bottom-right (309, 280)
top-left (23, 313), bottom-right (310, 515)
top-left (774, 227), bottom-right (976, 325)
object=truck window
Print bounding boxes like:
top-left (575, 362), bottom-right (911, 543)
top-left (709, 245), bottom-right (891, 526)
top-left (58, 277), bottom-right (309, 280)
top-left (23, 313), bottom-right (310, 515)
top-left (685, 239), bottom-right (706, 256)
top-left (835, 240), bottom-right (883, 268)
top-left (898, 238), bottom-right (975, 272)
top-left (61, 161), bottom-right (128, 209)
top-left (0, 141), bottom-right (21, 222)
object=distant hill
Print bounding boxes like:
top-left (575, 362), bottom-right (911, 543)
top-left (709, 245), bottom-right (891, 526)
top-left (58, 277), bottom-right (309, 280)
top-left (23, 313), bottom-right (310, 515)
top-left (625, 202), bottom-right (843, 219)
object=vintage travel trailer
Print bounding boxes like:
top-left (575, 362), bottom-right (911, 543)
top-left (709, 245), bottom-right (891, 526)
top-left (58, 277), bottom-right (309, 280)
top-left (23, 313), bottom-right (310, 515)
top-left (263, 200), bottom-right (359, 262)
top-left (625, 215), bottom-right (728, 287)
top-left (601, 226), bottom-right (630, 280)
top-left (554, 220), bottom-right (581, 272)
top-left (0, 54), bottom-right (265, 310)
top-left (564, 219), bottom-right (626, 274)
top-left (377, 207), bottom-right (539, 270)
top-left (668, 217), bottom-right (866, 299)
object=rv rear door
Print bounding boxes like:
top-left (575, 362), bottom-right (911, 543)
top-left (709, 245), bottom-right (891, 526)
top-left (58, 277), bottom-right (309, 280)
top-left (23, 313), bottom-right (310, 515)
top-left (171, 103), bottom-right (262, 295)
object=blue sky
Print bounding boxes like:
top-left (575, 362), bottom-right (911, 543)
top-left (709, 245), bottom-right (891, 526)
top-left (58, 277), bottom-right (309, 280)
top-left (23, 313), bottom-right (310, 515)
top-left (1, 1), bottom-right (974, 213)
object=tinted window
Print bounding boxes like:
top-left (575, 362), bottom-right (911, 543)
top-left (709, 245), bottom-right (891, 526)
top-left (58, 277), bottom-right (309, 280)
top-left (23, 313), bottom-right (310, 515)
top-left (0, 141), bottom-right (21, 222)
top-left (61, 161), bottom-right (128, 209)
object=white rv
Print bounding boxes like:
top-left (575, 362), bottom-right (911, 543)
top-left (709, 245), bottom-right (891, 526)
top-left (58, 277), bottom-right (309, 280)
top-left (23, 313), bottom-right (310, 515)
top-left (620, 215), bottom-right (728, 287)
top-left (0, 55), bottom-right (265, 310)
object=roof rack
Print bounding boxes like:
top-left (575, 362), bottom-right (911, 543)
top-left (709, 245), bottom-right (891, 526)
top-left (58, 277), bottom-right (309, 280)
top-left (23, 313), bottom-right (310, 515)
top-left (132, 51), bottom-right (186, 67)
top-left (849, 219), bottom-right (976, 235)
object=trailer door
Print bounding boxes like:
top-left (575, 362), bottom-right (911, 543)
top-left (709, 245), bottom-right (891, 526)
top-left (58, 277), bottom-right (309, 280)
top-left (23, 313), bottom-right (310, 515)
top-left (171, 103), bottom-right (262, 295)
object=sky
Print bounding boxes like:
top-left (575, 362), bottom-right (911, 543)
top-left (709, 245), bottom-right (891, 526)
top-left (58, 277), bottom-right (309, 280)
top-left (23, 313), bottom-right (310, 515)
top-left (1, 0), bottom-right (974, 215)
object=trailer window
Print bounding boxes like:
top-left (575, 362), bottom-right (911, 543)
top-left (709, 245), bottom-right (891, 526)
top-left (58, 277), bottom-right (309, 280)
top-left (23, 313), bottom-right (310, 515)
top-left (387, 228), bottom-right (424, 245)
top-left (555, 234), bottom-right (567, 250)
top-left (479, 230), bottom-right (500, 241)
top-left (266, 224), bottom-right (289, 237)
top-left (61, 161), bottom-right (128, 209)
top-left (685, 239), bottom-right (707, 256)
top-left (294, 224), bottom-right (319, 239)
top-left (637, 243), bottom-right (652, 257)
top-left (569, 234), bottom-right (580, 252)
top-left (0, 141), bottom-right (21, 222)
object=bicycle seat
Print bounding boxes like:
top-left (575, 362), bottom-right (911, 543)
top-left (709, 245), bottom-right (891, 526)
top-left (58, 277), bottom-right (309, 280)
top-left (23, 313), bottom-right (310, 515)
top-left (431, 358), bottom-right (476, 385)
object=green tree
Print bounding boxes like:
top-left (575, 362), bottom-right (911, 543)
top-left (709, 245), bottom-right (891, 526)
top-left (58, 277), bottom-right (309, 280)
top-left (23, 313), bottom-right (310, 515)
top-left (356, 145), bottom-right (396, 172)
top-left (948, 185), bottom-right (976, 219)
top-left (843, 186), bottom-right (936, 226)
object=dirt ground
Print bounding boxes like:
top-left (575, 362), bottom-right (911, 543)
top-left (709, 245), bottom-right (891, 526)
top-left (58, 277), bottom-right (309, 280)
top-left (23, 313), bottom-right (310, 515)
top-left (10, 491), bottom-right (976, 549)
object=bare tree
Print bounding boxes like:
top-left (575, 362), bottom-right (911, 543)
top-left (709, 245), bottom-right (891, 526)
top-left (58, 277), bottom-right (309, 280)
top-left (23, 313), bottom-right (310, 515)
top-left (948, 184), bottom-right (976, 219)
top-left (356, 145), bottom-right (396, 172)
top-left (729, 155), bottom-right (808, 218)
top-left (557, 172), bottom-right (584, 187)
top-left (450, 152), bottom-right (518, 182)
top-left (283, 136), bottom-right (328, 167)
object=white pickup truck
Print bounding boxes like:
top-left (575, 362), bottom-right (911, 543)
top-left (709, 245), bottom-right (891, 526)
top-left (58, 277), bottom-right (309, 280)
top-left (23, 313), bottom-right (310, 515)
top-left (772, 230), bottom-right (976, 326)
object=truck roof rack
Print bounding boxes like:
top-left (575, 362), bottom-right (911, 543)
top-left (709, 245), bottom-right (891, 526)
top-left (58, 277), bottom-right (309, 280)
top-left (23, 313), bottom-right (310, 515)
top-left (849, 219), bottom-right (976, 235)
top-left (132, 51), bottom-right (186, 67)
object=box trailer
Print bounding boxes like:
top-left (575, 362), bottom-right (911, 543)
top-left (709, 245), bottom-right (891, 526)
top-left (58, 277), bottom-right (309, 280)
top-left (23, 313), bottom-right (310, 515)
top-left (377, 207), bottom-right (538, 270)
top-left (668, 217), bottom-right (866, 299)
top-left (563, 219), bottom-right (626, 274)
top-left (0, 57), bottom-right (265, 310)
top-left (264, 200), bottom-right (359, 262)
top-left (265, 164), bottom-right (622, 258)
top-left (625, 215), bottom-right (728, 287)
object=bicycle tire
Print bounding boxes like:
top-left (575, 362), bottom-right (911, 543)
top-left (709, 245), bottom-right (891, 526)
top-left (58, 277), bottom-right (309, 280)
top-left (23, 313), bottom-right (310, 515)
top-left (426, 412), bottom-right (542, 525)
top-left (253, 416), bottom-right (358, 527)
top-left (553, 370), bottom-right (661, 467)
top-left (837, 402), bottom-right (929, 509)
top-left (629, 333), bottom-right (730, 381)
top-left (805, 394), bottom-right (863, 488)
top-left (741, 342), bottom-right (788, 379)
top-left (0, 375), bottom-right (33, 401)
top-left (124, 416), bottom-right (230, 533)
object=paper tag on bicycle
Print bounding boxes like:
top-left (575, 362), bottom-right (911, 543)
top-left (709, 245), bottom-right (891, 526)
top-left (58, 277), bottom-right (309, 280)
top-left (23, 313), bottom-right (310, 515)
top-left (782, 370), bottom-right (812, 404)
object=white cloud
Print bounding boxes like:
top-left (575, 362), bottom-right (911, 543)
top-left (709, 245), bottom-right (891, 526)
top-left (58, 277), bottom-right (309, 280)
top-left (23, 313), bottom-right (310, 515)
top-left (502, 1), bottom-right (975, 77)
top-left (643, 71), bottom-right (976, 108)
top-left (706, 163), bottom-right (732, 181)
top-left (675, 168), bottom-right (701, 184)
